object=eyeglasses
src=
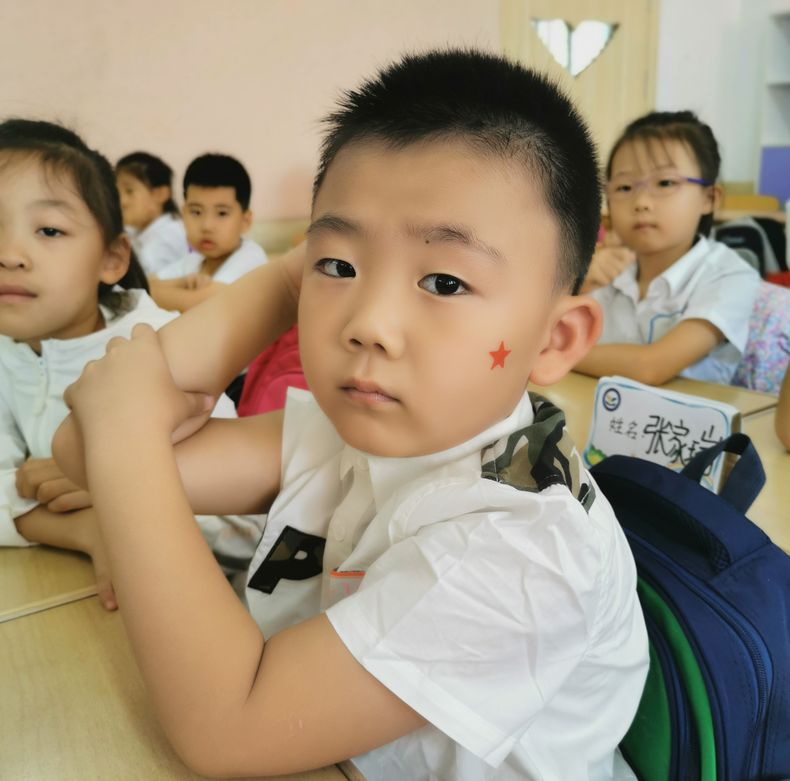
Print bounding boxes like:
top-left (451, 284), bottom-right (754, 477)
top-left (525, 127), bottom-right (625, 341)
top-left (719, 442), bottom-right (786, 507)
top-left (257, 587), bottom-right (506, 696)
top-left (606, 173), bottom-right (711, 201)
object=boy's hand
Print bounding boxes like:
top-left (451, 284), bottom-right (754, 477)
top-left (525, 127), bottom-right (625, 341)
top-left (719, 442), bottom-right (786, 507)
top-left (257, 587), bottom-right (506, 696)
top-left (63, 323), bottom-right (214, 440)
top-left (183, 272), bottom-right (213, 290)
top-left (15, 457), bottom-right (92, 513)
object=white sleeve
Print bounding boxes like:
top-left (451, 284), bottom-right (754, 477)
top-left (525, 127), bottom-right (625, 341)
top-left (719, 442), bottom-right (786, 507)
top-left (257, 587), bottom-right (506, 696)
top-left (326, 496), bottom-right (601, 767)
top-left (154, 257), bottom-right (192, 281)
top-left (0, 391), bottom-right (37, 546)
top-left (138, 235), bottom-right (186, 277)
top-left (681, 259), bottom-right (760, 353)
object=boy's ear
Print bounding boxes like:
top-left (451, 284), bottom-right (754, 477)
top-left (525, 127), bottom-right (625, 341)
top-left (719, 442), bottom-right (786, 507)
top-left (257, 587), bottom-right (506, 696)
top-left (241, 209), bottom-right (253, 234)
top-left (100, 232), bottom-right (132, 286)
top-left (529, 295), bottom-right (603, 386)
top-left (151, 185), bottom-right (171, 208)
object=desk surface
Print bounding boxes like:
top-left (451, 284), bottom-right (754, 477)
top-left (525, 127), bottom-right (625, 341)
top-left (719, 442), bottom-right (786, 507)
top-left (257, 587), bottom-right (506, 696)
top-left (0, 545), bottom-right (96, 623)
top-left (743, 412), bottom-right (790, 554)
top-left (0, 596), bottom-right (347, 781)
top-left (714, 208), bottom-right (786, 224)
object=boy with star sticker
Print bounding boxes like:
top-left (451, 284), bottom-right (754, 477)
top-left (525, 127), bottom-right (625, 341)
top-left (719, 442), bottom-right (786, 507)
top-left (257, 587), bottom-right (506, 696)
top-left (55, 50), bottom-right (648, 780)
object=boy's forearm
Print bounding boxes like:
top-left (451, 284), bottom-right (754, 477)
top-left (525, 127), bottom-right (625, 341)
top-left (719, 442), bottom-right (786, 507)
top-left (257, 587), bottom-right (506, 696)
top-left (157, 247), bottom-right (303, 399)
top-left (83, 424), bottom-right (264, 756)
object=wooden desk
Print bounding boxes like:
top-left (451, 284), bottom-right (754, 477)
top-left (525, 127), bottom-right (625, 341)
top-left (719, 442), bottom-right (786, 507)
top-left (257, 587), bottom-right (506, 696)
top-left (743, 412), bottom-right (790, 555)
top-left (0, 596), bottom-right (347, 780)
top-left (0, 545), bottom-right (96, 623)
top-left (714, 208), bottom-right (786, 224)
top-left (531, 372), bottom-right (779, 448)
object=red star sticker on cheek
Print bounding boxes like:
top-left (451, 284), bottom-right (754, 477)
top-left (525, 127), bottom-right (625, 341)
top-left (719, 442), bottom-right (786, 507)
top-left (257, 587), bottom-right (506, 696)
top-left (489, 341), bottom-right (511, 370)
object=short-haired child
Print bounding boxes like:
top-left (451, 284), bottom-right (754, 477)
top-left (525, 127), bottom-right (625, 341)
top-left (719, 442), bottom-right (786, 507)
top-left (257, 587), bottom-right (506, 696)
top-left (0, 120), bottom-right (258, 610)
top-left (575, 111), bottom-right (760, 386)
top-left (148, 153), bottom-right (268, 313)
top-left (116, 151), bottom-right (190, 276)
top-left (57, 52), bottom-right (648, 780)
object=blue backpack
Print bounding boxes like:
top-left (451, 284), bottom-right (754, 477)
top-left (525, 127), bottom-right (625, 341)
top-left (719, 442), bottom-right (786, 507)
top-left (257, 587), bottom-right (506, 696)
top-left (590, 434), bottom-right (790, 781)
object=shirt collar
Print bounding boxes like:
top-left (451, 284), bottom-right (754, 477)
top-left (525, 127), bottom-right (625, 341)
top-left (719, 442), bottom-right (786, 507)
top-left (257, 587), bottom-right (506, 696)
top-left (609, 235), bottom-right (709, 301)
top-left (339, 391), bottom-right (536, 511)
top-left (658, 235), bottom-right (709, 295)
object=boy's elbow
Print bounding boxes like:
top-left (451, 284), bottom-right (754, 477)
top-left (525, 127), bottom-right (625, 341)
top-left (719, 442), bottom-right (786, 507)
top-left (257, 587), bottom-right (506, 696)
top-left (167, 717), bottom-right (262, 779)
top-left (169, 728), bottom-right (237, 779)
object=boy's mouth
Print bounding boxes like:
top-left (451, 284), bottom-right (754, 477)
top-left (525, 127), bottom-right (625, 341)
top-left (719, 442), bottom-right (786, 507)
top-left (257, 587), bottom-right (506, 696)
top-left (341, 378), bottom-right (399, 405)
top-left (199, 240), bottom-right (216, 250)
top-left (0, 284), bottom-right (35, 302)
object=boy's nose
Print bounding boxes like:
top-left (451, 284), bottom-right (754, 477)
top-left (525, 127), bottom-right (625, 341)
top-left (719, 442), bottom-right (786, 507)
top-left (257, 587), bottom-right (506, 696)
top-left (340, 288), bottom-right (406, 359)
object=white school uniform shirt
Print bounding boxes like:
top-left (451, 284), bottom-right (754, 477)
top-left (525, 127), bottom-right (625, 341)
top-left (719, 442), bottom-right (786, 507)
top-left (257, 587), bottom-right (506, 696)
top-left (126, 214), bottom-right (190, 277)
top-left (156, 237), bottom-right (268, 285)
top-left (590, 237), bottom-right (760, 385)
top-left (0, 289), bottom-right (262, 561)
top-left (246, 388), bottom-right (649, 781)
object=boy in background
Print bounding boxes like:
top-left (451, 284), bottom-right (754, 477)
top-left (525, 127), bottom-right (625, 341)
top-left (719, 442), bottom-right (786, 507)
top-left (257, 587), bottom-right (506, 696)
top-left (149, 154), bottom-right (268, 312)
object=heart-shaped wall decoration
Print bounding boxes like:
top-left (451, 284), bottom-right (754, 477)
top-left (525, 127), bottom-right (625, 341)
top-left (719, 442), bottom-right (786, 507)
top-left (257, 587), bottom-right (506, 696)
top-left (531, 19), bottom-right (618, 77)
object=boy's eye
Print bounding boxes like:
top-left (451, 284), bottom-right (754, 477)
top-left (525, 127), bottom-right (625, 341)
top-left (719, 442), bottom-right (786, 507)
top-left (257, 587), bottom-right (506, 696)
top-left (37, 227), bottom-right (64, 238)
top-left (317, 258), bottom-right (355, 278)
top-left (420, 273), bottom-right (467, 296)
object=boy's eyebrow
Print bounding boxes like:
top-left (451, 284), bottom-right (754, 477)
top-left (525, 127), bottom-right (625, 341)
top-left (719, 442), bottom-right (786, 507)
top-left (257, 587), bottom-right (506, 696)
top-left (307, 214), bottom-right (369, 238)
top-left (308, 215), bottom-right (507, 265)
top-left (405, 222), bottom-right (507, 265)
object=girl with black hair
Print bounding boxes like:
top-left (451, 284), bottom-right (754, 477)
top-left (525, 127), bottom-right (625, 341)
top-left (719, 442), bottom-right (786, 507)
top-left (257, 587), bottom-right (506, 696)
top-left (116, 151), bottom-right (190, 276)
top-left (1, 120), bottom-right (256, 610)
top-left (576, 110), bottom-right (760, 386)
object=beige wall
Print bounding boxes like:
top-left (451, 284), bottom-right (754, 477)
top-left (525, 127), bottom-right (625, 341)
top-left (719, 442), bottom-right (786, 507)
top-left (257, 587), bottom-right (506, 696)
top-left (0, 0), bottom-right (497, 221)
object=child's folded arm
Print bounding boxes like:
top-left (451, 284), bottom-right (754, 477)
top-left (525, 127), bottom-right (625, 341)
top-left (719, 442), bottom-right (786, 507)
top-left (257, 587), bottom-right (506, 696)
top-left (169, 411), bottom-right (285, 516)
top-left (82, 416), bottom-right (425, 778)
top-left (157, 243), bottom-right (304, 401)
top-left (574, 317), bottom-right (723, 386)
top-left (52, 244), bottom-right (305, 489)
top-left (148, 278), bottom-right (228, 313)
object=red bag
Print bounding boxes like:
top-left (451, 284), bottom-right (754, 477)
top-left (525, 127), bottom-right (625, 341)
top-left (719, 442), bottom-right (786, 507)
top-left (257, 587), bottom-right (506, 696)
top-left (237, 325), bottom-right (309, 417)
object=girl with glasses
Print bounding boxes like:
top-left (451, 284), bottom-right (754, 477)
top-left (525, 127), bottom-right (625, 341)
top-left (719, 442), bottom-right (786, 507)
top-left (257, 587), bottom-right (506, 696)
top-left (575, 110), bottom-right (760, 386)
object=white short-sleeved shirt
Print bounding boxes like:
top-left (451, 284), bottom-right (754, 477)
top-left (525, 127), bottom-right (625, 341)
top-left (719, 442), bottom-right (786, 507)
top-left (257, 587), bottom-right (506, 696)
top-left (590, 237), bottom-right (760, 384)
top-left (156, 237), bottom-right (268, 285)
top-left (0, 290), bottom-right (261, 559)
top-left (126, 214), bottom-right (190, 277)
top-left (246, 389), bottom-right (649, 781)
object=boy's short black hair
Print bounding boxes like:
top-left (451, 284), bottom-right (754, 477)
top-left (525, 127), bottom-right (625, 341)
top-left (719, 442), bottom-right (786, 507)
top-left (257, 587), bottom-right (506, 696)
top-left (314, 49), bottom-right (601, 294)
top-left (183, 153), bottom-right (251, 211)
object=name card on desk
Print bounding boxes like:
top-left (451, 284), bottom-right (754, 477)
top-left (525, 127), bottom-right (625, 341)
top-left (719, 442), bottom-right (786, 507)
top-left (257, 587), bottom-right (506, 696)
top-left (582, 376), bottom-right (742, 492)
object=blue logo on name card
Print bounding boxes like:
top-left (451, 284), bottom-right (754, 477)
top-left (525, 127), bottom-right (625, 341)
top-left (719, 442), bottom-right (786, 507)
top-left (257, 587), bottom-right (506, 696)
top-left (602, 388), bottom-right (621, 412)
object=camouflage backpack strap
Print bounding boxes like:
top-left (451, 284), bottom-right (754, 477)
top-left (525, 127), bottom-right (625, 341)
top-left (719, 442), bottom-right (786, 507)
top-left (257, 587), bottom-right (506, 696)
top-left (481, 393), bottom-right (595, 512)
